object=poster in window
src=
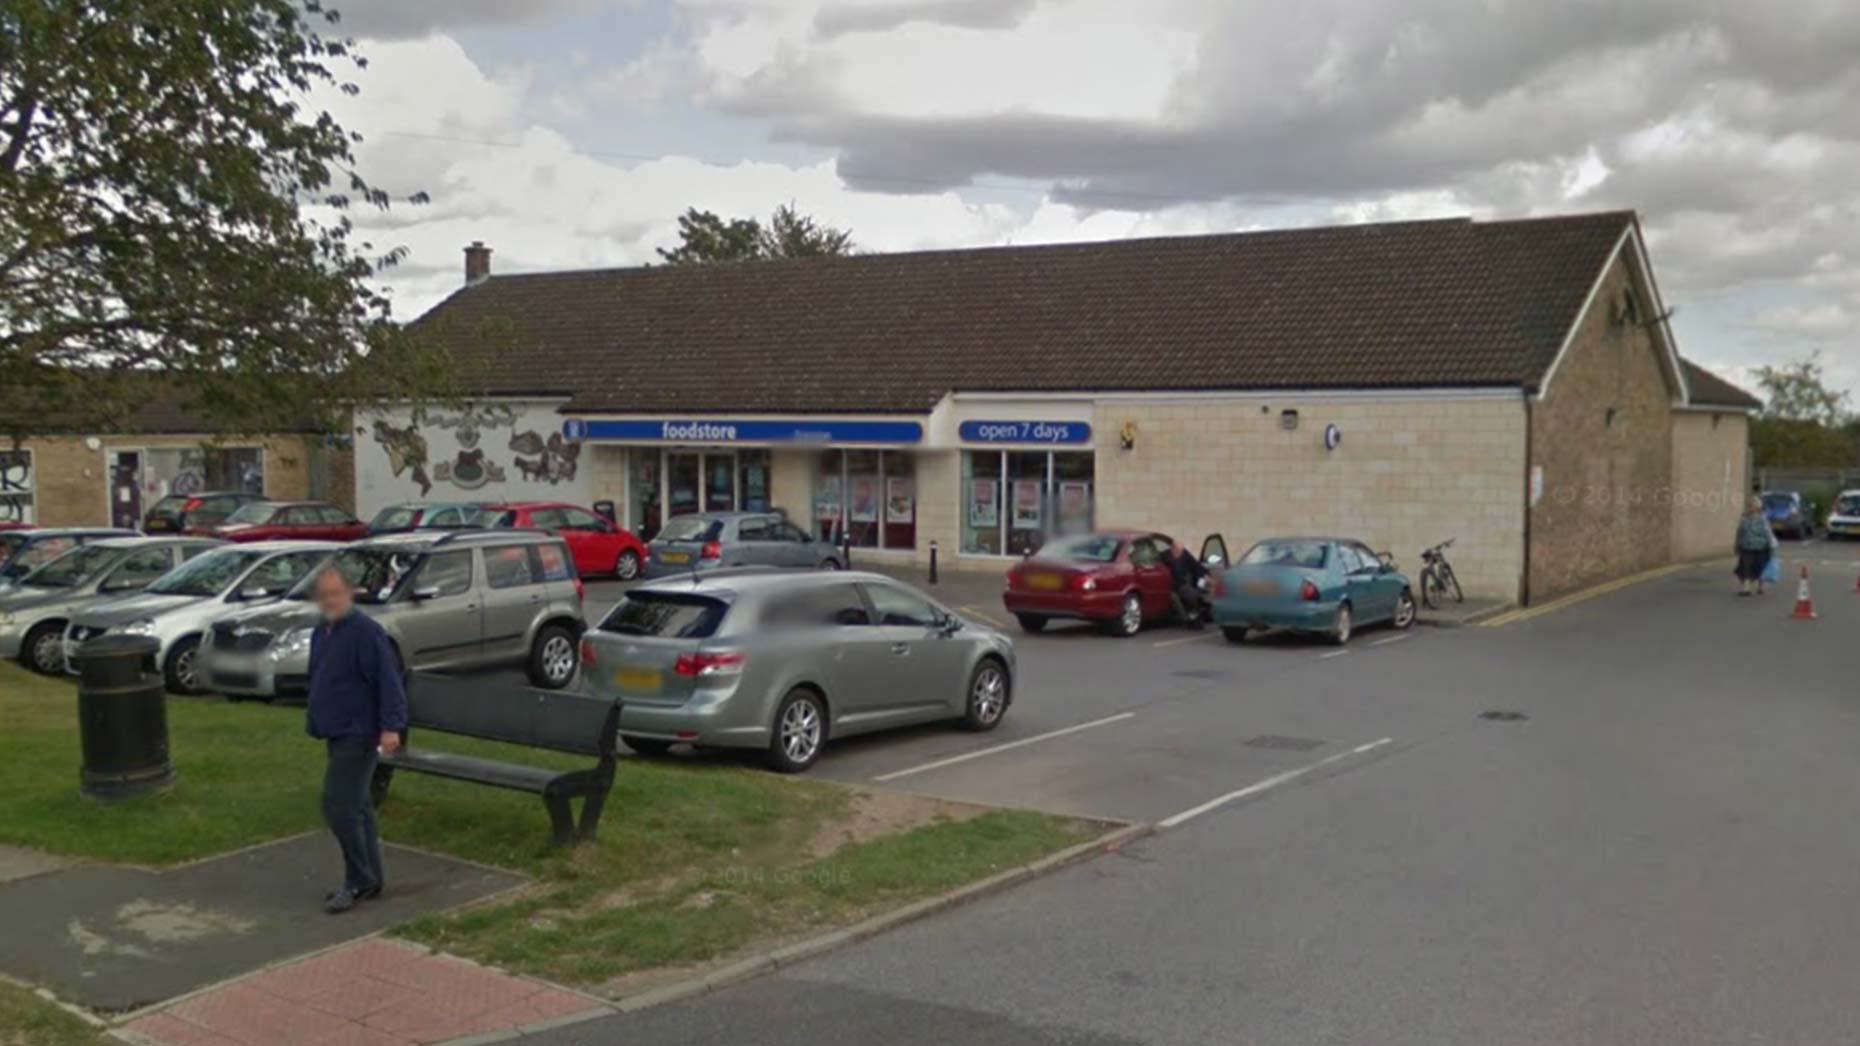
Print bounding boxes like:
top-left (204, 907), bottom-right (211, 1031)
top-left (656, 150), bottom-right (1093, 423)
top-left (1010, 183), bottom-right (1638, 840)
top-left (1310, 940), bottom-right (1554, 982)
top-left (814, 474), bottom-right (842, 519)
top-left (1012, 480), bottom-right (1043, 530)
top-left (1058, 481), bottom-right (1091, 527)
top-left (968, 478), bottom-right (998, 527)
top-left (849, 475), bottom-right (879, 523)
top-left (886, 478), bottom-right (915, 524)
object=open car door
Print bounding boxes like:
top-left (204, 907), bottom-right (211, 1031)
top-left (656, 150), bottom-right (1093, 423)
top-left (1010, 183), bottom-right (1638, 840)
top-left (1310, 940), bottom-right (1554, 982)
top-left (1199, 533), bottom-right (1230, 570)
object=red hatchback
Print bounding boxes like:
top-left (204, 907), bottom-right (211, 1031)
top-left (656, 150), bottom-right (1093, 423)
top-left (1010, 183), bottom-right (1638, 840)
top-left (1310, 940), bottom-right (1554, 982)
top-left (193, 500), bottom-right (368, 543)
top-left (478, 501), bottom-right (648, 579)
top-left (1003, 531), bottom-right (1183, 637)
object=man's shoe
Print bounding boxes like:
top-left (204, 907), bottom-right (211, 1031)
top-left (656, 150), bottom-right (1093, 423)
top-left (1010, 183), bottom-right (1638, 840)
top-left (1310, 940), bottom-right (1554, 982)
top-left (324, 888), bottom-right (359, 914)
top-left (356, 884), bottom-right (384, 901)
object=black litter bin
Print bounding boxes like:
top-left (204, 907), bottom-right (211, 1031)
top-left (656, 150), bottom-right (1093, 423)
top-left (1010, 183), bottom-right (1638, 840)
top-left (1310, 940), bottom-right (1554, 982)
top-left (73, 633), bottom-right (174, 799)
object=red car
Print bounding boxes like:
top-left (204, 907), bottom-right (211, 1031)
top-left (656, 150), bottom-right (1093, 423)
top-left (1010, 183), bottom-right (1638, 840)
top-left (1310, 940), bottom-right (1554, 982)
top-left (1003, 530), bottom-right (1184, 637)
top-left (478, 501), bottom-right (647, 579)
top-left (192, 500), bottom-right (368, 543)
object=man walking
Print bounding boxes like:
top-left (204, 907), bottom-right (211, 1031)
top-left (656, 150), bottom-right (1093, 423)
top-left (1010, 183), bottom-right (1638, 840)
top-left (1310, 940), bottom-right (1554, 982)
top-left (306, 566), bottom-right (406, 914)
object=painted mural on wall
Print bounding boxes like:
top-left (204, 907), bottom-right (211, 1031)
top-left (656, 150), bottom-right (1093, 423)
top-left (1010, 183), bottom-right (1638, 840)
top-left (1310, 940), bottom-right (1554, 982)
top-left (355, 401), bottom-right (591, 519)
top-left (426, 405), bottom-right (514, 491)
top-left (510, 430), bottom-right (580, 484)
top-left (0, 450), bottom-right (33, 524)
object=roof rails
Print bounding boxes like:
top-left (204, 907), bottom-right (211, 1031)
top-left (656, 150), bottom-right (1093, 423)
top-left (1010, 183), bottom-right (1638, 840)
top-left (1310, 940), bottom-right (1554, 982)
top-left (431, 526), bottom-right (557, 547)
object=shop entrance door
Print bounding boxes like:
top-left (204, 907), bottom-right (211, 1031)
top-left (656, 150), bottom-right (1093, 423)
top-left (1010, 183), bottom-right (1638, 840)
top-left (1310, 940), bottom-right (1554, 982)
top-left (107, 451), bottom-right (142, 529)
top-left (665, 451), bottom-right (738, 518)
top-left (703, 454), bottom-right (735, 512)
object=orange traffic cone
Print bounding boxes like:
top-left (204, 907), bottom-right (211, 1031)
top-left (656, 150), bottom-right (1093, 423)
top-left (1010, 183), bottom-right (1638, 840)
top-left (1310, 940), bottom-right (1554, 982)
top-left (1792, 567), bottom-right (1817, 620)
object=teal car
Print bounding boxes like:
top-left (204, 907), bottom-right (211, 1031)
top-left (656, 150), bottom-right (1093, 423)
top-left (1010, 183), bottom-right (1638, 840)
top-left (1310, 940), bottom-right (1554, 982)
top-left (1204, 535), bottom-right (1416, 646)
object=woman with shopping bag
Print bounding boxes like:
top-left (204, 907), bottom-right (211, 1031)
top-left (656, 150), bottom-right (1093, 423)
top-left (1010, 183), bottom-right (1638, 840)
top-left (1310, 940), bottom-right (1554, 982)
top-left (1735, 496), bottom-right (1778, 597)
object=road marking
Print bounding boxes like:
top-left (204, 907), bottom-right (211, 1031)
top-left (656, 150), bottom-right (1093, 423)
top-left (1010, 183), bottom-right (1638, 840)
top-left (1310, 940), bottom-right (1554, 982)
top-left (1371, 634), bottom-right (1411, 647)
top-left (1152, 631), bottom-right (1218, 648)
top-left (871, 712), bottom-right (1137, 782)
top-left (1158, 738), bottom-right (1394, 829)
top-left (958, 604), bottom-right (1008, 628)
top-left (1480, 561), bottom-right (1701, 628)
top-left (1318, 649), bottom-right (1351, 660)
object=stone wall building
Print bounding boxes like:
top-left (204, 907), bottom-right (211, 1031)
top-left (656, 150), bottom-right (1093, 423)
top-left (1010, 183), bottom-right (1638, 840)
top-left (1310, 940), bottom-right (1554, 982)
top-left (359, 211), bottom-right (1759, 605)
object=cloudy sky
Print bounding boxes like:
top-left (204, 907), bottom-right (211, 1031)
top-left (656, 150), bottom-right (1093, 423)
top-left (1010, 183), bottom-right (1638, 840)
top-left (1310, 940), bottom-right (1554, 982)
top-left (322, 0), bottom-right (1860, 400)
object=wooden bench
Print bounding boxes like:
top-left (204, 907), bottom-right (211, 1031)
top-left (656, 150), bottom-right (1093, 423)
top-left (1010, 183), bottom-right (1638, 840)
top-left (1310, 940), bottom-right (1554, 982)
top-left (373, 687), bottom-right (622, 846)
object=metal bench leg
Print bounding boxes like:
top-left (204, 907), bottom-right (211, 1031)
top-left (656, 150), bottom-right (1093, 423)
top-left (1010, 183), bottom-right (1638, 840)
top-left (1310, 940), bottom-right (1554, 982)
top-left (576, 785), bottom-right (612, 842)
top-left (543, 795), bottom-right (578, 846)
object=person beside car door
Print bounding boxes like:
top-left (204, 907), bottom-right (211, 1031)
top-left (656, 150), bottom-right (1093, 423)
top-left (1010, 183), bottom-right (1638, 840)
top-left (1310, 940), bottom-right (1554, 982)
top-left (1166, 540), bottom-right (1208, 629)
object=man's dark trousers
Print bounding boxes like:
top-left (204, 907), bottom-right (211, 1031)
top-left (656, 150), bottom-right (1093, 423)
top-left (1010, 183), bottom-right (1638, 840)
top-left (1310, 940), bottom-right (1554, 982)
top-left (323, 736), bottom-right (384, 894)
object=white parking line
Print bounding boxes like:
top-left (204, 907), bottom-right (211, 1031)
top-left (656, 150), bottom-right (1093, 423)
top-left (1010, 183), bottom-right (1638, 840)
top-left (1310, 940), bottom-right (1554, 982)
top-left (1371, 634), bottom-right (1411, 647)
top-left (1318, 649), bottom-right (1352, 660)
top-left (871, 712), bottom-right (1137, 782)
top-left (1157, 738), bottom-right (1394, 829)
top-left (958, 604), bottom-right (1008, 628)
top-left (1152, 631), bottom-right (1218, 648)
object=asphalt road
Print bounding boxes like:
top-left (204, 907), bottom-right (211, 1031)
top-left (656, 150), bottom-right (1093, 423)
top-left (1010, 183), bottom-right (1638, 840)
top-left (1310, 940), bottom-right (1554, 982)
top-left (520, 541), bottom-right (1859, 1045)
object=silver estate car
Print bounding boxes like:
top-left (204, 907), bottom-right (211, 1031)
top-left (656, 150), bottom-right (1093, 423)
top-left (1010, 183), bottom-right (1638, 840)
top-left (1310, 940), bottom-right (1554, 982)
top-left (201, 530), bottom-right (587, 699)
top-left (0, 537), bottom-right (223, 673)
top-left (643, 512), bottom-right (846, 578)
top-left (583, 570), bottom-right (1013, 772)
top-left (64, 541), bottom-right (335, 693)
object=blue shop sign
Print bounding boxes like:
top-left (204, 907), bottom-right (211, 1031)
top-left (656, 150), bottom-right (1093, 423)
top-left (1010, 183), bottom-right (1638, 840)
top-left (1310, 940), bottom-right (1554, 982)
top-left (564, 418), bottom-right (923, 444)
top-left (958, 420), bottom-right (1092, 445)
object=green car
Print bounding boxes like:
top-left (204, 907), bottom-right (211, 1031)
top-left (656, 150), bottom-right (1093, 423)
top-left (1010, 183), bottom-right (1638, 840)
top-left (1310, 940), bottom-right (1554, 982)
top-left (1205, 536), bottom-right (1417, 645)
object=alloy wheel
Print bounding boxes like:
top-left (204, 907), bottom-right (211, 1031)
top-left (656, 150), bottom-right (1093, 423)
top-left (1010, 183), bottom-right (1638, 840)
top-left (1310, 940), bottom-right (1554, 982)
top-left (541, 635), bottom-right (576, 683)
top-left (780, 698), bottom-right (822, 764)
top-left (1334, 605), bottom-right (1353, 645)
top-left (616, 550), bottom-right (640, 580)
top-left (970, 665), bottom-right (1006, 725)
top-left (1394, 592), bottom-right (1416, 629)
top-left (1120, 594), bottom-right (1142, 635)
top-left (173, 648), bottom-right (200, 691)
top-left (29, 631), bottom-right (61, 673)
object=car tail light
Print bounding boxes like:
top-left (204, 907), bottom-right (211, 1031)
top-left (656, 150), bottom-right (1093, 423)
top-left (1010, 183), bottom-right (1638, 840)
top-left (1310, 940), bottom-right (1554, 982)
top-left (183, 497), bottom-right (202, 512)
top-left (674, 650), bottom-right (744, 677)
top-left (1210, 573), bottom-right (1225, 597)
top-left (1068, 573), bottom-right (1097, 592)
top-left (1004, 568), bottom-right (1020, 589)
top-left (579, 638), bottom-right (596, 666)
top-left (1300, 579), bottom-right (1320, 601)
top-left (700, 541), bottom-right (722, 561)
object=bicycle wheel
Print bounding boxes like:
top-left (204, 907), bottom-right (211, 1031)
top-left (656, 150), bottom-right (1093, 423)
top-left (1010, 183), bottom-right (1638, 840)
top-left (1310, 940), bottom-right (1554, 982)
top-left (1441, 563), bottom-right (1465, 604)
top-left (1420, 567), bottom-right (1443, 610)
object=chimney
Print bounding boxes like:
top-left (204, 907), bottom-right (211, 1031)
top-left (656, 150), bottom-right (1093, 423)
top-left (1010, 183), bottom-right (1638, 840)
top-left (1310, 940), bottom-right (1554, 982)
top-left (463, 241), bottom-right (492, 284)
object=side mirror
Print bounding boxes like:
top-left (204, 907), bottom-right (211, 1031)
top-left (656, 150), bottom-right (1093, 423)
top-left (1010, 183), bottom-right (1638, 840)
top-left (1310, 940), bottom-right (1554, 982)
top-left (410, 584), bottom-right (441, 601)
top-left (936, 613), bottom-right (963, 636)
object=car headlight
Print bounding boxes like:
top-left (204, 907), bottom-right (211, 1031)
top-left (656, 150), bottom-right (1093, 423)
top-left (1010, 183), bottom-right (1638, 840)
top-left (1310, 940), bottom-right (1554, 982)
top-left (117, 619), bottom-right (157, 636)
top-left (271, 626), bottom-right (313, 661)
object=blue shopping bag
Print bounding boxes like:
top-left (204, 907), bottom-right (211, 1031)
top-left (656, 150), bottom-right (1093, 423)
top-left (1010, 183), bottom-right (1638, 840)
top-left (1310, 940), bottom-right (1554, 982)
top-left (1762, 555), bottom-right (1782, 585)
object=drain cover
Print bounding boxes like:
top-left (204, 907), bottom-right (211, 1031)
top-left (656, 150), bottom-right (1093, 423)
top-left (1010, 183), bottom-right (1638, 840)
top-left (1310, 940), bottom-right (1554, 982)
top-left (1480, 710), bottom-right (1530, 722)
top-left (1171, 669), bottom-right (1227, 680)
top-left (1244, 734), bottom-right (1326, 751)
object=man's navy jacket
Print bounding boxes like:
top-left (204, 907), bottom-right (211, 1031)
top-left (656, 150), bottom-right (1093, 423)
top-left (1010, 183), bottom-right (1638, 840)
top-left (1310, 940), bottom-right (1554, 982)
top-left (306, 611), bottom-right (408, 741)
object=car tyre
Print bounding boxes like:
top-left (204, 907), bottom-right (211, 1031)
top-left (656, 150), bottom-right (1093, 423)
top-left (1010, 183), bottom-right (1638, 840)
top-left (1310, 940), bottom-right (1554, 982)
top-left (819, 557), bottom-right (843, 570)
top-left (1015, 614), bottom-right (1048, 633)
top-left (1221, 626), bottom-right (1249, 644)
top-left (960, 659), bottom-right (1010, 732)
top-left (527, 623), bottom-right (577, 690)
top-left (1392, 589), bottom-right (1417, 630)
top-left (766, 687), bottom-right (827, 773)
top-left (164, 636), bottom-right (206, 696)
top-left (623, 735), bottom-right (674, 757)
top-left (1102, 593), bottom-right (1143, 638)
top-left (20, 622), bottom-right (65, 675)
top-left (1329, 603), bottom-right (1353, 646)
top-left (615, 549), bottom-right (642, 580)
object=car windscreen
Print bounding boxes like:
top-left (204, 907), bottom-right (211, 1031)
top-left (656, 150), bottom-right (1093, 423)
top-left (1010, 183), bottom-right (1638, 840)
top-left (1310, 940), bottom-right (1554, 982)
top-left (1240, 541), bottom-right (1330, 569)
top-left (1041, 534), bottom-right (1122, 563)
top-left (1839, 495), bottom-right (1860, 515)
top-left (0, 533), bottom-right (25, 554)
top-left (287, 547), bottom-right (420, 604)
top-left (656, 517), bottom-right (721, 542)
top-left (147, 548), bottom-right (266, 596)
top-left (599, 591), bottom-right (729, 638)
top-left (20, 545), bottom-right (117, 588)
top-left (225, 501), bottom-right (278, 524)
top-left (369, 506), bottom-right (419, 531)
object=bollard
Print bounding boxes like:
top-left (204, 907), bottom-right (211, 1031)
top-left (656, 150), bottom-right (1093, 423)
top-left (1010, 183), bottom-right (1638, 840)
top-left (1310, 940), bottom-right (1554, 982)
top-left (841, 533), bottom-right (852, 571)
top-left (928, 540), bottom-right (939, 584)
top-left (73, 634), bottom-right (174, 799)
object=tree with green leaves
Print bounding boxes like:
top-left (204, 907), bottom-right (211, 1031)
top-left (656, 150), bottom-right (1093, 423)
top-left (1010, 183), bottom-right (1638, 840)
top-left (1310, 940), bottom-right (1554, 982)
top-left (657, 204), bottom-right (856, 265)
top-left (0, 0), bottom-right (445, 440)
top-left (1749, 352), bottom-right (1857, 468)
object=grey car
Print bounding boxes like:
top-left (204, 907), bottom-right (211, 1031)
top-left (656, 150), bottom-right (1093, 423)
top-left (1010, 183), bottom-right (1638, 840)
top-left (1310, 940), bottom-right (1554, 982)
top-left (0, 537), bottom-right (223, 673)
top-left (200, 529), bottom-right (587, 699)
top-left (0, 527), bottom-right (140, 587)
top-left (582, 570), bottom-right (1013, 772)
top-left (64, 541), bottom-right (335, 693)
top-left (642, 512), bottom-right (846, 579)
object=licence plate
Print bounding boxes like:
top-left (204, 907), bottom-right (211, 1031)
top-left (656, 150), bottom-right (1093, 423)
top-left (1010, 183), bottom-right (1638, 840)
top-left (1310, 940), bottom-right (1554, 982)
top-left (1027, 572), bottom-right (1063, 590)
top-left (659, 550), bottom-right (690, 565)
top-left (1243, 579), bottom-right (1277, 596)
top-left (613, 666), bottom-right (662, 691)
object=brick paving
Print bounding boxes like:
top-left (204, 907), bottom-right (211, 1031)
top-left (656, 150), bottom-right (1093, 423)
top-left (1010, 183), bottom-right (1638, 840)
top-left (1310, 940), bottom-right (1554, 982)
top-left (119, 938), bottom-right (605, 1046)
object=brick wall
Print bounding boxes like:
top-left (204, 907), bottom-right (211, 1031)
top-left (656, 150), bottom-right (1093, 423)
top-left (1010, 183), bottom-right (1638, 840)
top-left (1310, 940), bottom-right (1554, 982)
top-left (1090, 395), bottom-right (1529, 601)
top-left (21, 434), bottom-right (315, 526)
top-left (1670, 411), bottom-right (1749, 561)
top-left (1527, 254), bottom-right (1679, 601)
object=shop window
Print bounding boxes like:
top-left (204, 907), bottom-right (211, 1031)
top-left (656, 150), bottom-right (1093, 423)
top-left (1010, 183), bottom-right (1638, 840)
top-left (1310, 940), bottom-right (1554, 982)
top-left (628, 449), bottom-right (662, 540)
top-left (705, 455), bottom-right (735, 512)
top-left (882, 450), bottom-right (916, 550)
top-left (739, 450), bottom-right (771, 513)
top-left (961, 449), bottom-right (1095, 557)
top-left (1054, 452), bottom-right (1094, 536)
top-left (961, 451), bottom-right (1004, 556)
top-left (845, 450), bottom-right (881, 549)
top-left (813, 449), bottom-right (844, 544)
top-left (810, 449), bottom-right (917, 552)
top-left (667, 454), bottom-right (702, 518)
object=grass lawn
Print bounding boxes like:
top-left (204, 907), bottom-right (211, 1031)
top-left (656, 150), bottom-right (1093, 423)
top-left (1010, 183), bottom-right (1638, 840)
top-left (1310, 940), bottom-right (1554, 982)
top-left (0, 662), bottom-right (1098, 990)
top-left (0, 981), bottom-right (107, 1046)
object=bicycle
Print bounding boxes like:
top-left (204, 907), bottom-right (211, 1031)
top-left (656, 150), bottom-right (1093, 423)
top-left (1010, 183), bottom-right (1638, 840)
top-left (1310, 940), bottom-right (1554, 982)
top-left (1418, 539), bottom-right (1463, 610)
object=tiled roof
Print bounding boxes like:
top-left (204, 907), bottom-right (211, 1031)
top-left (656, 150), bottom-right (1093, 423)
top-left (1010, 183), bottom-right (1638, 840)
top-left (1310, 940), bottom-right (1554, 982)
top-left (1679, 359), bottom-right (1762, 411)
top-left (410, 212), bottom-right (1643, 415)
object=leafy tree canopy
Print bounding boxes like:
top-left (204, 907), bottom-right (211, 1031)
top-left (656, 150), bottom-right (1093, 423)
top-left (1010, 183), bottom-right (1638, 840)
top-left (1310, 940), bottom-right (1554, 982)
top-left (1750, 352), bottom-right (1857, 468)
top-left (0, 0), bottom-right (446, 440)
top-left (657, 204), bottom-right (856, 265)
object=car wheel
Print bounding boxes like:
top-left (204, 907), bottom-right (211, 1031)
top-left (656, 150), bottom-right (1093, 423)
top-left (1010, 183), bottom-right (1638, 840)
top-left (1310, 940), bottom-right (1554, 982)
top-left (766, 687), bottom-right (827, 773)
top-left (1102, 593), bottom-right (1143, 638)
top-left (1329, 603), bottom-right (1353, 646)
top-left (1221, 626), bottom-right (1249, 644)
top-left (164, 636), bottom-right (205, 695)
top-left (527, 624), bottom-right (577, 690)
top-left (20, 622), bottom-right (65, 675)
top-left (1015, 614), bottom-right (1048, 633)
top-left (623, 735), bottom-right (674, 757)
top-left (615, 549), bottom-right (642, 580)
top-left (960, 659), bottom-right (1010, 732)
top-left (1392, 589), bottom-right (1417, 630)
top-left (819, 557), bottom-right (843, 570)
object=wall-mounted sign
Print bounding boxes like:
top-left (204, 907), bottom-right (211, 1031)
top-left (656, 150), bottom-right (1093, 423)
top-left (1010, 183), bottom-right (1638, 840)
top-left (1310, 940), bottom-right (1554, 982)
top-left (959, 420), bottom-right (1092, 445)
top-left (1323, 423), bottom-right (1343, 451)
top-left (565, 418), bottom-right (923, 445)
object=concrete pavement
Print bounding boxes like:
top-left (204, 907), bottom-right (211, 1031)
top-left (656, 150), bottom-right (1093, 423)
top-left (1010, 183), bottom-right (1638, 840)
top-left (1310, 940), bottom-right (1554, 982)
top-left (524, 557), bottom-right (1857, 1044)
